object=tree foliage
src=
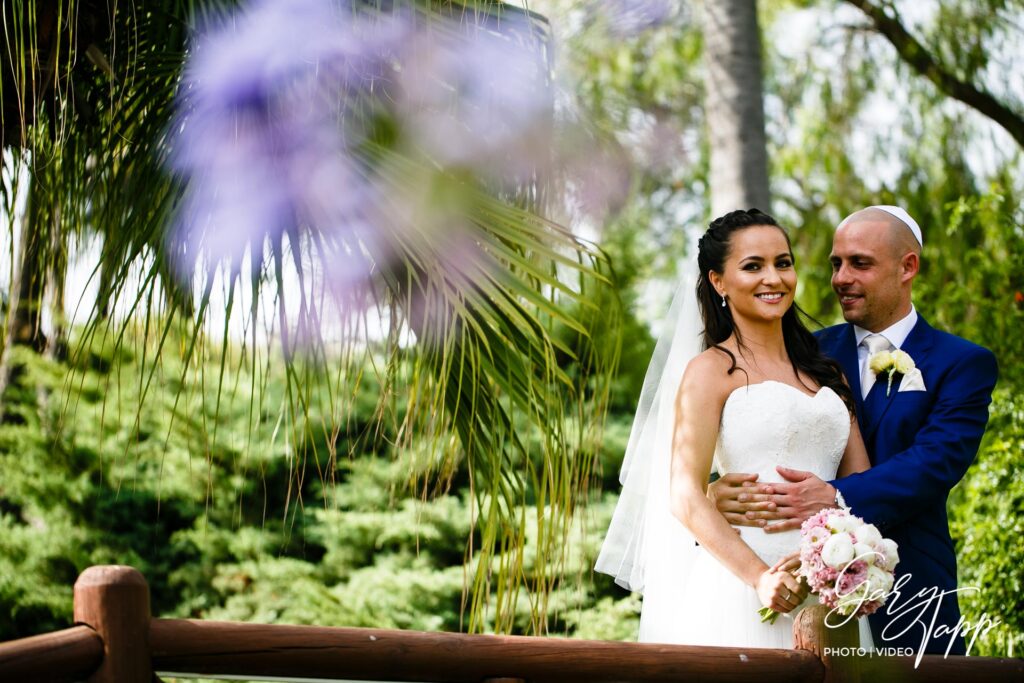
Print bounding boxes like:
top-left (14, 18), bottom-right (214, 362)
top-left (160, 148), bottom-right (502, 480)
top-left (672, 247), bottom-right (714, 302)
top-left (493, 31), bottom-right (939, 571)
top-left (0, 331), bottom-right (635, 640)
top-left (1, 0), bottom-right (623, 634)
top-left (949, 392), bottom-right (1024, 656)
top-left (0, 0), bottom-right (1021, 656)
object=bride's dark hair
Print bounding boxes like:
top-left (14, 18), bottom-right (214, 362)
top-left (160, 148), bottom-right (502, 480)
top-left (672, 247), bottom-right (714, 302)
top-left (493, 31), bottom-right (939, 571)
top-left (697, 208), bottom-right (855, 415)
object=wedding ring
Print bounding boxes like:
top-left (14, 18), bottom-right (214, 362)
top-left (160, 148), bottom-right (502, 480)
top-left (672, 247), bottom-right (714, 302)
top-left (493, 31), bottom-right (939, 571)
top-left (783, 590), bottom-right (791, 600)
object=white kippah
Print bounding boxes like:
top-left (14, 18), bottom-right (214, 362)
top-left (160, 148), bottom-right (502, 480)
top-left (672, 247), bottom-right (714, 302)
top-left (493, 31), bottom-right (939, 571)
top-left (868, 205), bottom-right (923, 246)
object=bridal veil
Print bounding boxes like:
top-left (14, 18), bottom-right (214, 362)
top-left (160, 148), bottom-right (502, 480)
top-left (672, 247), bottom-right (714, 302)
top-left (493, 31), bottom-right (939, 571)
top-left (595, 257), bottom-right (704, 605)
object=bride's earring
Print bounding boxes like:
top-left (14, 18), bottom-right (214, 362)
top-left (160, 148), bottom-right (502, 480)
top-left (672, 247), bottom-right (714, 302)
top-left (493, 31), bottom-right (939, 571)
top-left (720, 294), bottom-right (727, 308)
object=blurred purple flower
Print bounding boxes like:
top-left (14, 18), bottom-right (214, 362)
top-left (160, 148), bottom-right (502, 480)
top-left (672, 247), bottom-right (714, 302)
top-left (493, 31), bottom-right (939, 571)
top-left (396, 19), bottom-right (553, 175)
top-left (564, 146), bottom-right (632, 221)
top-left (592, 0), bottom-right (677, 37)
top-left (168, 0), bottom-right (411, 280)
top-left (166, 0), bottom-right (576, 349)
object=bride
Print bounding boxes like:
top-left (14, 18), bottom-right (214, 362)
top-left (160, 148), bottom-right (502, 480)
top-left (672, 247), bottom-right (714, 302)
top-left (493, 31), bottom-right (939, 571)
top-left (597, 208), bottom-right (872, 648)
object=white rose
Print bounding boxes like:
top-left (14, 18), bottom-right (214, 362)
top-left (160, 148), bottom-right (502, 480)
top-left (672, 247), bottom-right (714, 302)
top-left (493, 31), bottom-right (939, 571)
top-left (828, 514), bottom-right (860, 534)
top-left (822, 532), bottom-right (856, 569)
top-left (853, 542), bottom-right (877, 565)
top-left (869, 350), bottom-right (894, 374)
top-left (865, 565), bottom-right (894, 598)
top-left (892, 350), bottom-right (915, 375)
top-left (856, 524), bottom-right (882, 547)
top-left (879, 538), bottom-right (900, 571)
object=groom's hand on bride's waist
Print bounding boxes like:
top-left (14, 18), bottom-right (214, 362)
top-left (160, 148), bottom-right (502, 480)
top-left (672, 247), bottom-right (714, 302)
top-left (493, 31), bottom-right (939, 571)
top-left (760, 466), bottom-right (835, 534)
top-left (707, 472), bottom-right (778, 527)
top-left (709, 468), bottom-right (836, 531)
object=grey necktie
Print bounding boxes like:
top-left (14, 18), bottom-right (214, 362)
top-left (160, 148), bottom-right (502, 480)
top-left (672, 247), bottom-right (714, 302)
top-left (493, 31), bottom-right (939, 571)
top-left (861, 334), bottom-right (893, 399)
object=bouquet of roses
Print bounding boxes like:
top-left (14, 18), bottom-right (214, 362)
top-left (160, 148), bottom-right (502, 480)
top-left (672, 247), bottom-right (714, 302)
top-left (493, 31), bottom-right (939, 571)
top-left (758, 508), bottom-right (899, 624)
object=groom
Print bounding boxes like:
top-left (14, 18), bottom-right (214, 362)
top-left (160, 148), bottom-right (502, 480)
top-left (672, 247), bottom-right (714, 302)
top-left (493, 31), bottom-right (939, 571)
top-left (711, 206), bottom-right (998, 655)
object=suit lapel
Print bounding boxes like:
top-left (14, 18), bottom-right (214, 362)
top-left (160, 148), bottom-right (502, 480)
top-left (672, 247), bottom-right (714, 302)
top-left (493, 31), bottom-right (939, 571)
top-left (833, 325), bottom-right (867, 427)
top-left (862, 316), bottom-right (935, 441)
top-left (898, 314), bottom-right (935, 361)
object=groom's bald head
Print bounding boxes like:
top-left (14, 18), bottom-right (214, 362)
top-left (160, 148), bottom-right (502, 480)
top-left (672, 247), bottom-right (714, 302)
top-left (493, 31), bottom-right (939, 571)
top-left (839, 208), bottom-right (922, 260)
top-left (830, 207), bottom-right (920, 332)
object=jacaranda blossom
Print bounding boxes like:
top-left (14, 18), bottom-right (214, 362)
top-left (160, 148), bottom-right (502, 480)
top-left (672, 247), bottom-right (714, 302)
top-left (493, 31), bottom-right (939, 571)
top-left (167, 0), bottom-right (556, 335)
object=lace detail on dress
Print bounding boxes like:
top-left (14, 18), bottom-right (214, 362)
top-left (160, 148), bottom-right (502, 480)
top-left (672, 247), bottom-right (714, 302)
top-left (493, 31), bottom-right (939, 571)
top-left (714, 381), bottom-right (850, 566)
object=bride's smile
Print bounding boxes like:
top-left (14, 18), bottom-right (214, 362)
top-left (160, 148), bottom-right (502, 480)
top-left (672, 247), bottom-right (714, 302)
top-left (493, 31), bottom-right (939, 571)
top-left (708, 225), bottom-right (797, 324)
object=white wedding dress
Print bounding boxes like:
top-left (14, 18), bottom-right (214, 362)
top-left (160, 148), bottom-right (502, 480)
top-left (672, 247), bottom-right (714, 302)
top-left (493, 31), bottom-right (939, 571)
top-left (637, 380), bottom-right (874, 649)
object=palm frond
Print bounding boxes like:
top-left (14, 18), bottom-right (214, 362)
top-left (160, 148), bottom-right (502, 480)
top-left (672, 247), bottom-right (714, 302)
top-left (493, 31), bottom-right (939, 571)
top-left (1, 0), bottom-right (623, 633)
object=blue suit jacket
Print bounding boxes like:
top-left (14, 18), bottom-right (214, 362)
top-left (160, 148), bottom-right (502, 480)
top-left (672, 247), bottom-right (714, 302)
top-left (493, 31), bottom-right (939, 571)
top-left (816, 317), bottom-right (997, 655)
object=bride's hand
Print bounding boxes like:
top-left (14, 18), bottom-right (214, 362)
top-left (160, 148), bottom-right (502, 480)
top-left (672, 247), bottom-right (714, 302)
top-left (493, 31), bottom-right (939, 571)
top-left (755, 568), bottom-right (805, 614)
top-left (707, 473), bottom-right (776, 527)
top-left (769, 550), bottom-right (801, 575)
top-left (767, 552), bottom-right (811, 606)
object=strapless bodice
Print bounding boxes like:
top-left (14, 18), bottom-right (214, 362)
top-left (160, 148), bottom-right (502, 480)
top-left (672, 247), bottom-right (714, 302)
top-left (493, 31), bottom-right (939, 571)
top-left (714, 381), bottom-right (850, 565)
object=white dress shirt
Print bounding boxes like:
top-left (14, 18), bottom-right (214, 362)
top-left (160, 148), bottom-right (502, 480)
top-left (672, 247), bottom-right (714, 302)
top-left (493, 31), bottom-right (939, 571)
top-left (853, 305), bottom-right (919, 381)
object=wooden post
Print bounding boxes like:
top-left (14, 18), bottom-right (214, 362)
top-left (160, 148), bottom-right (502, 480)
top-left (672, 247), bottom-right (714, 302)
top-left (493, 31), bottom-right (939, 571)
top-left (793, 604), bottom-right (861, 683)
top-left (73, 565), bottom-right (152, 683)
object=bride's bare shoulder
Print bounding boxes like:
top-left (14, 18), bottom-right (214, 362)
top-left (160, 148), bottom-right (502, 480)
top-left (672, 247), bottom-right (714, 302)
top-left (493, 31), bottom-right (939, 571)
top-left (678, 348), bottom-right (740, 403)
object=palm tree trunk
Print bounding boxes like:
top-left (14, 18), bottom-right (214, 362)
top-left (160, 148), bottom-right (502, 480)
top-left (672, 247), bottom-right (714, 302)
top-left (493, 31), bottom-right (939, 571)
top-left (6, 182), bottom-right (49, 354)
top-left (0, 171), bottom-right (50, 422)
top-left (46, 213), bottom-right (68, 362)
top-left (701, 0), bottom-right (771, 216)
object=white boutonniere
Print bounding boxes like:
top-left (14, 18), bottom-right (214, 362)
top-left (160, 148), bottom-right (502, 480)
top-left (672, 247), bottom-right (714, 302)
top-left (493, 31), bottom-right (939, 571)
top-left (868, 349), bottom-right (918, 397)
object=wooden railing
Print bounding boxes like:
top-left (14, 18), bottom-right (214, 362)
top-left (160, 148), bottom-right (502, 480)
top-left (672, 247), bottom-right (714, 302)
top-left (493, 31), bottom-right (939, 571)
top-left (0, 565), bottom-right (1021, 683)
